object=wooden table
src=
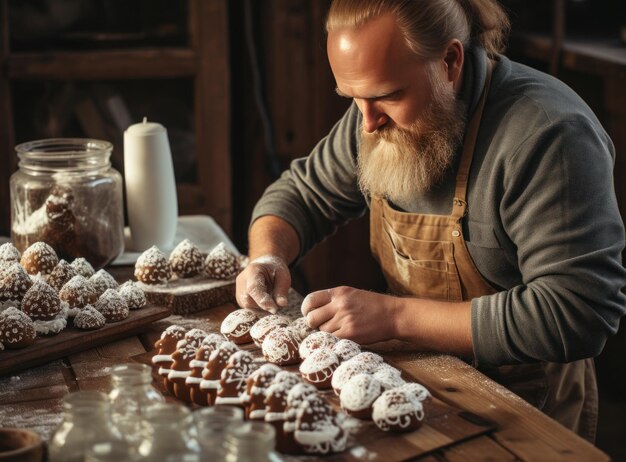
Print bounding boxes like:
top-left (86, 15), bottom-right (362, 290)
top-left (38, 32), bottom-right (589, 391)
top-left (0, 269), bottom-right (609, 462)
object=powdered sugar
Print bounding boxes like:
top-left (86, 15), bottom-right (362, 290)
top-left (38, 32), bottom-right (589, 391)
top-left (89, 269), bottom-right (119, 296)
top-left (205, 243), bottom-right (241, 280)
top-left (340, 374), bottom-right (382, 411)
top-left (34, 311), bottom-right (67, 335)
top-left (94, 288), bottom-right (129, 322)
top-left (300, 349), bottom-right (339, 375)
top-left (333, 339), bottom-right (361, 362)
top-left (117, 280), bottom-right (147, 310)
top-left (134, 246), bottom-right (171, 284)
top-left (169, 239), bottom-right (205, 278)
top-left (299, 331), bottom-right (338, 359)
top-left (70, 257), bottom-right (95, 278)
top-left (20, 242), bottom-right (58, 275)
top-left (0, 242), bottom-right (20, 262)
top-left (74, 305), bottom-right (106, 330)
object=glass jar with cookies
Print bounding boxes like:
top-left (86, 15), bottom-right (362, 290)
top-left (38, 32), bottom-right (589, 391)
top-left (10, 138), bottom-right (124, 269)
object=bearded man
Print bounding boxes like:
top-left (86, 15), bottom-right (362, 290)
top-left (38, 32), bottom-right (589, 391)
top-left (236, 0), bottom-right (626, 441)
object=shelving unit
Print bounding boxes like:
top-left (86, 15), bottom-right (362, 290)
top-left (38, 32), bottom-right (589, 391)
top-left (0, 0), bottom-right (232, 236)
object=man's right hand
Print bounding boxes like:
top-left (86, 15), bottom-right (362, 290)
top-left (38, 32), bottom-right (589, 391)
top-left (236, 255), bottom-right (291, 314)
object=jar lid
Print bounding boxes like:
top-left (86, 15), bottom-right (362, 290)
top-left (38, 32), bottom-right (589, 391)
top-left (125, 117), bottom-right (166, 136)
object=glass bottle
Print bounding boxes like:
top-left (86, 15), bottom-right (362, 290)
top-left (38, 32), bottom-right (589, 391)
top-left (108, 363), bottom-right (165, 449)
top-left (48, 391), bottom-right (128, 462)
top-left (10, 138), bottom-right (124, 269)
top-left (225, 422), bottom-right (277, 462)
top-left (194, 406), bottom-right (244, 459)
top-left (139, 402), bottom-right (201, 462)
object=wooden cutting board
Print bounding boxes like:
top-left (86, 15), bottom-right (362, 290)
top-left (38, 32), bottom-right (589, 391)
top-left (132, 345), bottom-right (496, 462)
top-left (0, 304), bottom-right (170, 377)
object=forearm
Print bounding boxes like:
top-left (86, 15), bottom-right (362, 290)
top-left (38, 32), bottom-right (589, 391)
top-left (248, 215), bottom-right (301, 265)
top-left (392, 297), bottom-right (474, 357)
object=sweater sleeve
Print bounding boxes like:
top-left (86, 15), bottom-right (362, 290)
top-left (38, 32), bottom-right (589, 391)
top-left (251, 103), bottom-right (367, 261)
top-left (471, 117), bottom-right (626, 366)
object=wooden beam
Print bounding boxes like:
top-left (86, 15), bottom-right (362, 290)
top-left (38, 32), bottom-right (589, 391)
top-left (7, 49), bottom-right (197, 80)
top-left (192, 0), bottom-right (232, 235)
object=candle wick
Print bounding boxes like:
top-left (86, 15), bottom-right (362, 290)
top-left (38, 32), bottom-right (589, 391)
top-left (143, 117), bottom-right (147, 124)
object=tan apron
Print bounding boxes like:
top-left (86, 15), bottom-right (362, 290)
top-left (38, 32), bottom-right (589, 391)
top-left (369, 61), bottom-right (598, 442)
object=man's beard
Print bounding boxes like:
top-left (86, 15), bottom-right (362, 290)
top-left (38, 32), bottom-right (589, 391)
top-left (357, 65), bottom-right (466, 205)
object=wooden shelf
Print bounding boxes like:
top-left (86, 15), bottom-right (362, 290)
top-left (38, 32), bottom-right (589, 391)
top-left (0, 0), bottom-right (232, 236)
top-left (510, 32), bottom-right (626, 77)
top-left (7, 48), bottom-right (197, 80)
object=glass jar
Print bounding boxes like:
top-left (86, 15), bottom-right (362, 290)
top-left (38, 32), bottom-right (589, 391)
top-left (139, 403), bottom-right (201, 462)
top-left (108, 363), bottom-right (165, 449)
top-left (48, 391), bottom-right (128, 462)
top-left (225, 422), bottom-right (277, 462)
top-left (10, 138), bottom-right (124, 269)
top-left (194, 406), bottom-right (244, 459)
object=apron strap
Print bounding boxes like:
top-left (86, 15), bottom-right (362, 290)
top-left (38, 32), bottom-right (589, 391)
top-left (451, 59), bottom-right (494, 219)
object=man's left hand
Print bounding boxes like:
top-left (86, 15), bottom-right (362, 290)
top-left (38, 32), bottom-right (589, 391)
top-left (301, 286), bottom-right (398, 344)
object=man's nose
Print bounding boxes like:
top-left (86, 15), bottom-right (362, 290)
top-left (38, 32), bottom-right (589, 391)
top-left (361, 101), bottom-right (388, 133)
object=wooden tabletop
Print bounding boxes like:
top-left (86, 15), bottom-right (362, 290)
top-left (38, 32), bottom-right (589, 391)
top-left (0, 269), bottom-right (609, 462)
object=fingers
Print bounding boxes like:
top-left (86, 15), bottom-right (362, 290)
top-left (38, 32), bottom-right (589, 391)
top-left (272, 267), bottom-right (291, 308)
top-left (305, 304), bottom-right (337, 330)
top-left (301, 289), bottom-right (332, 316)
top-left (247, 274), bottom-right (279, 314)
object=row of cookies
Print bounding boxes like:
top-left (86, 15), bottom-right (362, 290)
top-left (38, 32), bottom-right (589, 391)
top-left (219, 309), bottom-right (432, 432)
top-left (134, 240), bottom-right (243, 284)
top-left (0, 241), bottom-right (146, 350)
top-left (151, 325), bottom-right (349, 455)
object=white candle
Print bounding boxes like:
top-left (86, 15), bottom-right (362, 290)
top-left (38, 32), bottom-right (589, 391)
top-left (124, 117), bottom-right (178, 251)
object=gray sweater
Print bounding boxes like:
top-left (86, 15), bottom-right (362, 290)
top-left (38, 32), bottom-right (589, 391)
top-left (252, 46), bottom-right (626, 367)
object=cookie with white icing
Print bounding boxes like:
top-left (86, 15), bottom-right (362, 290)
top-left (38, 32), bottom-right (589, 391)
top-left (262, 327), bottom-right (300, 366)
top-left (199, 341), bottom-right (239, 405)
top-left (340, 373), bottom-right (383, 420)
top-left (300, 349), bottom-right (340, 389)
top-left (220, 308), bottom-right (259, 344)
top-left (372, 387), bottom-right (426, 433)
top-left (187, 333), bottom-right (226, 406)
top-left (168, 328), bottom-right (207, 402)
top-left (298, 331), bottom-right (338, 360)
top-left (0, 307), bottom-right (36, 348)
top-left (250, 314), bottom-right (290, 347)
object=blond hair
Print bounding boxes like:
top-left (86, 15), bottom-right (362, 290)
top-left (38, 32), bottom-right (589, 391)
top-left (326, 0), bottom-right (509, 59)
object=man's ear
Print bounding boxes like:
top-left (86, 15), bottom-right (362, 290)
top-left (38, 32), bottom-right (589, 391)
top-left (443, 39), bottom-right (464, 85)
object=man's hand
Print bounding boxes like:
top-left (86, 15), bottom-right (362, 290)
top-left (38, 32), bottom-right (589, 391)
top-left (236, 255), bottom-right (291, 314)
top-left (301, 286), bottom-right (398, 344)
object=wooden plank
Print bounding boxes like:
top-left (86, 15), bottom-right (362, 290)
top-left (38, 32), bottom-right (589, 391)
top-left (192, 0), bottom-right (232, 234)
top-left (385, 352), bottom-right (609, 462)
top-left (69, 336), bottom-right (147, 391)
top-left (7, 49), bottom-right (197, 80)
top-left (0, 304), bottom-right (170, 377)
top-left (440, 435), bottom-right (518, 462)
top-left (0, 360), bottom-right (68, 440)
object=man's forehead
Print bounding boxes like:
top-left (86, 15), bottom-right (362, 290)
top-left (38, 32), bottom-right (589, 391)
top-left (328, 15), bottom-right (426, 99)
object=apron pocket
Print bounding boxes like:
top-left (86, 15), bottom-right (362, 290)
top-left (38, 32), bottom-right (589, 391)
top-left (381, 221), bottom-right (463, 301)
